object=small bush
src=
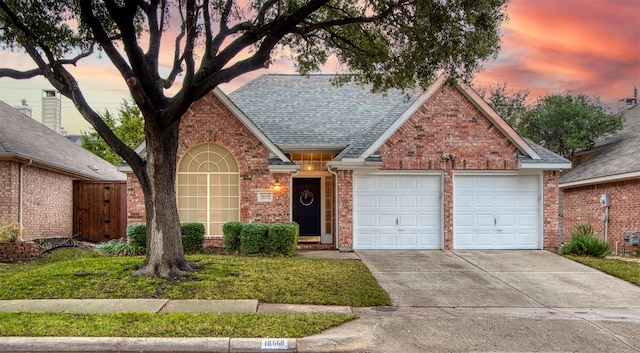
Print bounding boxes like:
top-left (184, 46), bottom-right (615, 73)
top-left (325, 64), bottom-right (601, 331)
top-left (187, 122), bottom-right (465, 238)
top-left (0, 224), bottom-right (19, 242)
top-left (561, 223), bottom-right (609, 257)
top-left (126, 223), bottom-right (147, 249)
top-left (240, 223), bottom-right (269, 254)
top-left (267, 222), bottom-right (299, 256)
top-left (97, 239), bottom-right (143, 256)
top-left (222, 221), bottom-right (244, 254)
top-left (181, 223), bottom-right (205, 253)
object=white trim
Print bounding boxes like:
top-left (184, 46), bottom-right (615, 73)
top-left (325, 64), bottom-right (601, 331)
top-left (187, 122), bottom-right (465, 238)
top-left (212, 88), bottom-right (291, 163)
top-left (353, 169), bottom-right (444, 176)
top-left (519, 161), bottom-right (572, 170)
top-left (268, 164), bottom-right (301, 173)
top-left (358, 76), bottom-right (447, 160)
top-left (456, 84), bottom-right (541, 160)
top-left (291, 175), bottom-right (328, 241)
top-left (559, 171), bottom-right (640, 189)
top-left (326, 160), bottom-right (382, 170)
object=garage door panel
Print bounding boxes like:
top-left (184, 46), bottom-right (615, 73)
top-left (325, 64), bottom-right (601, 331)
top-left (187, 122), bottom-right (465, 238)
top-left (357, 195), bottom-right (375, 208)
top-left (357, 214), bottom-right (375, 226)
top-left (454, 175), bottom-right (540, 250)
top-left (354, 174), bottom-right (442, 250)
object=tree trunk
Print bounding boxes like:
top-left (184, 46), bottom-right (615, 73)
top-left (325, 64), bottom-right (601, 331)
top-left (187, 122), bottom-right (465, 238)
top-left (133, 120), bottom-right (193, 279)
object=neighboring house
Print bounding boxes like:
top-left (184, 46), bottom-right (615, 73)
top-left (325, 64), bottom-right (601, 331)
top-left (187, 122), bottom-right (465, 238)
top-left (560, 104), bottom-right (640, 251)
top-left (0, 101), bottom-right (126, 241)
top-left (122, 75), bottom-right (570, 251)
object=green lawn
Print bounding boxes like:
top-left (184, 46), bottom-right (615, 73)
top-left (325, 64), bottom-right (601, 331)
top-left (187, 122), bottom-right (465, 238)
top-left (0, 248), bottom-right (389, 306)
top-left (566, 255), bottom-right (640, 286)
top-left (0, 247), bottom-right (385, 337)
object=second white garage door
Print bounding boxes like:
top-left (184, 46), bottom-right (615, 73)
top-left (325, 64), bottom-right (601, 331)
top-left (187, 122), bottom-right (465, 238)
top-left (454, 174), bottom-right (541, 250)
top-left (354, 174), bottom-right (442, 249)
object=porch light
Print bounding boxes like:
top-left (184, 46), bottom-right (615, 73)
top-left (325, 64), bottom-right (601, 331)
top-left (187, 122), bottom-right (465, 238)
top-left (273, 181), bottom-right (282, 192)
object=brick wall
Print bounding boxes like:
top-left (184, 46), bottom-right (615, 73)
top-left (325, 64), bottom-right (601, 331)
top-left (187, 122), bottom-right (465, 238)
top-left (0, 241), bottom-right (40, 262)
top-left (126, 91), bottom-right (291, 237)
top-left (0, 161), bottom-right (19, 226)
top-left (563, 179), bottom-right (640, 253)
top-left (21, 166), bottom-right (73, 239)
top-left (337, 85), bottom-right (558, 250)
top-left (336, 169), bottom-right (353, 250)
top-left (543, 170), bottom-right (560, 249)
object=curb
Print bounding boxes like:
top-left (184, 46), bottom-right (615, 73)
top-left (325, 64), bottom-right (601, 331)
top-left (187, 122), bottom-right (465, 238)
top-left (0, 337), bottom-right (300, 353)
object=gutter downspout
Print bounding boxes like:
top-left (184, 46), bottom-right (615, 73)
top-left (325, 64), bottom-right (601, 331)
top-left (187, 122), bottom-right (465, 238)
top-left (18, 159), bottom-right (33, 241)
top-left (327, 167), bottom-right (339, 250)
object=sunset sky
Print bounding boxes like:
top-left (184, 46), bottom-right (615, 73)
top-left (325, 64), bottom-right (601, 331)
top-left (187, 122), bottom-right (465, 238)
top-left (0, 0), bottom-right (638, 135)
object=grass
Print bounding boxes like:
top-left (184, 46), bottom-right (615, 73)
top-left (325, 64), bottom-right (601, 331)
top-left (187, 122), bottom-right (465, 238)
top-left (566, 255), bottom-right (640, 286)
top-left (0, 248), bottom-right (390, 306)
top-left (0, 247), bottom-right (385, 337)
top-left (0, 312), bottom-right (355, 338)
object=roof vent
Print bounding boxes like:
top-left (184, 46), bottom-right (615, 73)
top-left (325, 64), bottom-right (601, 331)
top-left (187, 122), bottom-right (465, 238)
top-left (87, 165), bottom-right (99, 171)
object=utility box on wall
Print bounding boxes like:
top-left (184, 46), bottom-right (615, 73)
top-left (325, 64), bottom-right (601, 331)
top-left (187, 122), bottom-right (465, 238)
top-left (600, 194), bottom-right (610, 207)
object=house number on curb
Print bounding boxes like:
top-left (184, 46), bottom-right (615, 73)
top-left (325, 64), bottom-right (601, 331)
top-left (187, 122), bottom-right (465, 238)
top-left (261, 338), bottom-right (288, 350)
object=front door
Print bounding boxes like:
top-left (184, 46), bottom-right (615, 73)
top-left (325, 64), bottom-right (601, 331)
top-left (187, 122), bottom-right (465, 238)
top-left (292, 178), bottom-right (321, 236)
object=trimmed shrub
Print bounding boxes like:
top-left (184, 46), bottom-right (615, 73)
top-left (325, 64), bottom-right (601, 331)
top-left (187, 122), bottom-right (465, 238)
top-left (222, 221), bottom-right (244, 254)
top-left (181, 223), bottom-right (205, 253)
top-left (561, 223), bottom-right (610, 257)
top-left (240, 222), bottom-right (269, 254)
top-left (267, 222), bottom-right (299, 256)
top-left (126, 223), bottom-right (147, 249)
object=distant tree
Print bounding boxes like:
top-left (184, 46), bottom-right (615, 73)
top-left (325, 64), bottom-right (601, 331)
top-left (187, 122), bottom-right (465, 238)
top-left (518, 92), bottom-right (624, 159)
top-left (477, 81), bottom-right (529, 127)
top-left (82, 99), bottom-right (145, 166)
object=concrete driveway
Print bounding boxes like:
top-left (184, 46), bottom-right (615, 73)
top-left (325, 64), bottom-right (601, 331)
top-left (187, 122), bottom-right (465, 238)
top-left (304, 250), bottom-right (640, 353)
top-left (357, 250), bottom-right (640, 309)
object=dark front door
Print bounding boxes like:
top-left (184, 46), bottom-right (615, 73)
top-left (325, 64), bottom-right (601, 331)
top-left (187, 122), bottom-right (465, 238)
top-left (292, 178), bottom-right (321, 236)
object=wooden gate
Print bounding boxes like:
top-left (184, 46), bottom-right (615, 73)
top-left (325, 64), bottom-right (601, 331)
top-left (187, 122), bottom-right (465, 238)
top-left (73, 181), bottom-right (127, 242)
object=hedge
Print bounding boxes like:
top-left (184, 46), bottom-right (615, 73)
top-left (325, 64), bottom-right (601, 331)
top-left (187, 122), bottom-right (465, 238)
top-left (267, 222), bottom-right (299, 256)
top-left (222, 221), bottom-right (244, 254)
top-left (125, 222), bottom-right (206, 253)
top-left (240, 222), bottom-right (269, 255)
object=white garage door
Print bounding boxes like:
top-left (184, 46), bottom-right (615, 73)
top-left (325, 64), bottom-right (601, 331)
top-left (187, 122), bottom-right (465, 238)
top-left (354, 174), bottom-right (442, 249)
top-left (454, 175), bottom-right (540, 249)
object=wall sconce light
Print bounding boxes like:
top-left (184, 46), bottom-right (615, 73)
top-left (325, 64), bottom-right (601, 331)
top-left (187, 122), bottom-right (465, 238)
top-left (272, 181), bottom-right (282, 192)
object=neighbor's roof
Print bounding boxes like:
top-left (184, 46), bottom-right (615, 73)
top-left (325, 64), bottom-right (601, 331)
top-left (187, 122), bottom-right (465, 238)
top-left (560, 104), bottom-right (640, 187)
top-left (0, 100), bottom-right (125, 181)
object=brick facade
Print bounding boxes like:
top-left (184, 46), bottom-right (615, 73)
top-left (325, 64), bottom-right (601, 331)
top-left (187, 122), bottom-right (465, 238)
top-left (0, 241), bottom-right (40, 263)
top-left (336, 86), bottom-right (559, 250)
top-left (126, 92), bottom-right (291, 240)
top-left (563, 179), bottom-right (640, 253)
top-left (0, 161), bottom-right (74, 240)
top-left (126, 84), bottom-right (562, 250)
top-left (0, 161), bottom-right (20, 226)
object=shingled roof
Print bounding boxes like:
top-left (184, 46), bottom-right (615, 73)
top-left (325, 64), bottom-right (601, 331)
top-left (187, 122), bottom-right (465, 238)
top-left (229, 74), bottom-right (419, 152)
top-left (229, 74), bottom-right (569, 168)
top-left (560, 104), bottom-right (640, 186)
top-left (0, 100), bottom-right (125, 181)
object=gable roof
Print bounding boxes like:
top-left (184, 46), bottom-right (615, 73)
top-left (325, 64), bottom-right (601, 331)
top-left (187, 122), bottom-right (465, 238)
top-left (230, 74), bottom-right (568, 169)
top-left (560, 104), bottom-right (640, 188)
top-left (0, 100), bottom-right (125, 181)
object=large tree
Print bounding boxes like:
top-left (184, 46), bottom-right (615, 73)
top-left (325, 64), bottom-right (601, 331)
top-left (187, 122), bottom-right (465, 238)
top-left (82, 99), bottom-right (145, 165)
top-left (477, 81), bottom-right (529, 127)
top-left (518, 92), bottom-right (624, 159)
top-left (0, 0), bottom-right (507, 278)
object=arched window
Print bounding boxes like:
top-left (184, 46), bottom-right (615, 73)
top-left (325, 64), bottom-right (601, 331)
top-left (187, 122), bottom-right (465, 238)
top-left (177, 143), bottom-right (240, 236)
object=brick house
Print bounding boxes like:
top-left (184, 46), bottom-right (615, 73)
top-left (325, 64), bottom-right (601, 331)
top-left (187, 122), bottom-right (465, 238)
top-left (122, 75), bottom-right (569, 251)
top-left (0, 100), bottom-right (125, 241)
top-left (560, 104), bottom-right (640, 252)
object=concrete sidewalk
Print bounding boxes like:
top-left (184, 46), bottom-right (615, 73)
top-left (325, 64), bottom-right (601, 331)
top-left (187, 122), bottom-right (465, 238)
top-left (0, 299), bottom-right (352, 315)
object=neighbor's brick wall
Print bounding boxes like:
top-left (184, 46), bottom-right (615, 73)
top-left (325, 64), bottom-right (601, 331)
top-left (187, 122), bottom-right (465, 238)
top-left (338, 85), bottom-right (559, 250)
top-left (563, 179), bottom-right (640, 252)
top-left (21, 166), bottom-right (73, 239)
top-left (0, 161), bottom-right (20, 226)
top-left (126, 92), bottom-right (291, 237)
